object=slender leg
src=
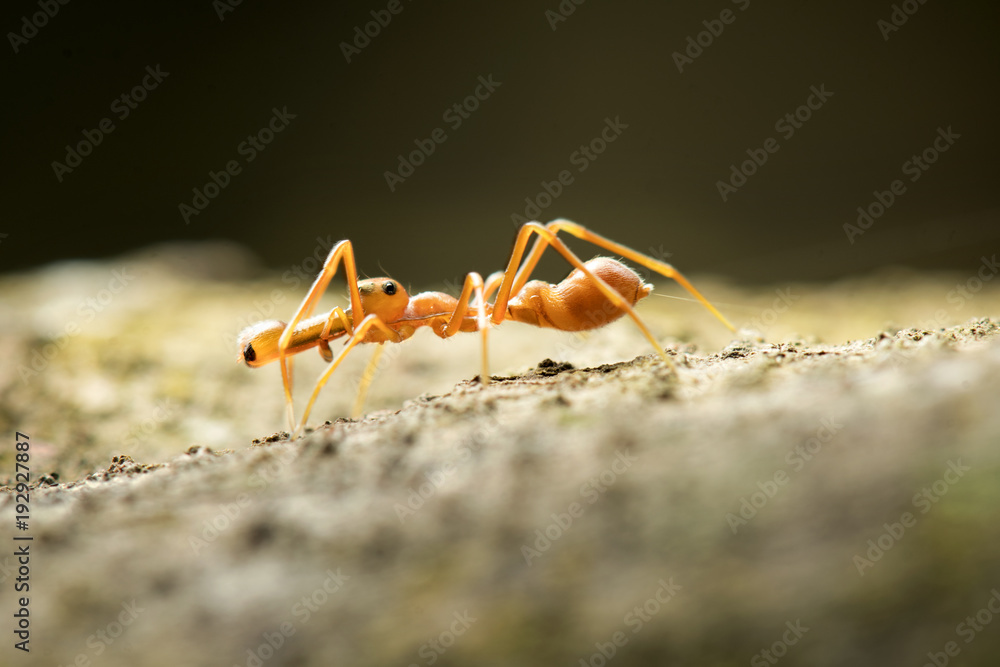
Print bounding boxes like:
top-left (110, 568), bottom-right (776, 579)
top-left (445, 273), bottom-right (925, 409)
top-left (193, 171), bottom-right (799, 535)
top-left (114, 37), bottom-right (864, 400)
top-left (542, 219), bottom-right (735, 331)
top-left (278, 240), bottom-right (366, 432)
top-left (441, 272), bottom-right (490, 383)
top-left (483, 270), bottom-right (505, 303)
top-left (491, 222), bottom-right (678, 366)
top-left (295, 314), bottom-right (399, 438)
top-left (321, 306), bottom-right (354, 340)
top-left (316, 306), bottom-right (354, 362)
top-left (352, 343), bottom-right (385, 418)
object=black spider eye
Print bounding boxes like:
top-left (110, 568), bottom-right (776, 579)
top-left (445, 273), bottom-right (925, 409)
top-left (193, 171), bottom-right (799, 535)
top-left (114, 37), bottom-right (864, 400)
top-left (243, 343), bottom-right (256, 363)
top-left (382, 281), bottom-right (396, 295)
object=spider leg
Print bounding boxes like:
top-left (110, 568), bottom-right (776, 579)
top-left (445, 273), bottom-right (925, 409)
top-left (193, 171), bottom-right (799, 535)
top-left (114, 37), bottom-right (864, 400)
top-left (491, 222), bottom-right (718, 367)
top-left (534, 220), bottom-right (736, 331)
top-left (483, 271), bottom-right (505, 303)
top-left (351, 343), bottom-right (385, 418)
top-left (278, 240), bottom-right (366, 432)
top-left (295, 314), bottom-right (398, 438)
top-left (440, 272), bottom-right (490, 384)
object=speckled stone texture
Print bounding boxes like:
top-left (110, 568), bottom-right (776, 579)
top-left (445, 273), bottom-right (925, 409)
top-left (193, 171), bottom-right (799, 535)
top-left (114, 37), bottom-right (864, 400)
top-left (2, 246), bottom-right (999, 666)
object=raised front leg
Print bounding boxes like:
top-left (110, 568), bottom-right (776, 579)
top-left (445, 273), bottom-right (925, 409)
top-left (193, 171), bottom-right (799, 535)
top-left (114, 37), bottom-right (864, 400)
top-left (278, 240), bottom-right (366, 432)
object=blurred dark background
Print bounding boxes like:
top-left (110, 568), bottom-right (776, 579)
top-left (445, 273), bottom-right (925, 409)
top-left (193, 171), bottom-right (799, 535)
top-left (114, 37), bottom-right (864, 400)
top-left (5, 0), bottom-right (999, 286)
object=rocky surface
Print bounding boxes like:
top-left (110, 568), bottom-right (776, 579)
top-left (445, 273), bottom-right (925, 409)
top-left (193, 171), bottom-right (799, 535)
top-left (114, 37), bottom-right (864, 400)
top-left (1, 245), bottom-right (999, 666)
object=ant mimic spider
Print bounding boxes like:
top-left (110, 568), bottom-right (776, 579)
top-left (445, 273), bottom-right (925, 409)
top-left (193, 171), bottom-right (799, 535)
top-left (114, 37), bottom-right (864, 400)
top-left (237, 220), bottom-right (734, 438)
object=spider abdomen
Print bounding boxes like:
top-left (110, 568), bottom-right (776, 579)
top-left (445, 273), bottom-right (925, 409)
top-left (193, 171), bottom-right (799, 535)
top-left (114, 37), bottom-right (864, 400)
top-left (507, 257), bottom-right (652, 331)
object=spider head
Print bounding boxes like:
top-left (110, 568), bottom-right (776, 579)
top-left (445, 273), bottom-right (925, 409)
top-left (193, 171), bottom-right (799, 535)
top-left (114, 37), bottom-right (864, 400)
top-left (357, 278), bottom-right (409, 322)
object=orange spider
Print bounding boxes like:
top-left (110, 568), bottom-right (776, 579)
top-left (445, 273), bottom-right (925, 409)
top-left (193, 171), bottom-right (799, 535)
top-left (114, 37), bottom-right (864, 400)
top-left (237, 220), bottom-right (734, 437)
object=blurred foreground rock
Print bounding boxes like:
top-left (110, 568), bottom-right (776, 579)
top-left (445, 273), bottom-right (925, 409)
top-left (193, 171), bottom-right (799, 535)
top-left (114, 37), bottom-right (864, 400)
top-left (1, 245), bottom-right (999, 666)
